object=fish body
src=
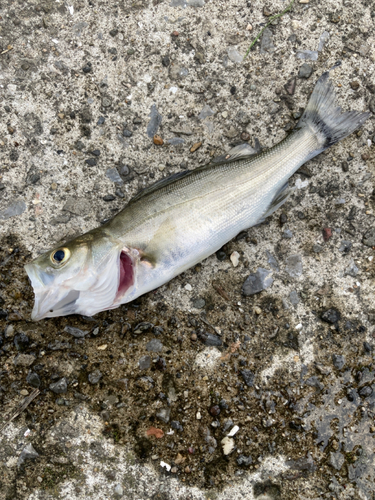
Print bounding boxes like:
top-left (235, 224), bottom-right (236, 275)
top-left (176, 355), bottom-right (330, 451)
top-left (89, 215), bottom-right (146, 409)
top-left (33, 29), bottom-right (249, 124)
top-left (25, 69), bottom-right (370, 320)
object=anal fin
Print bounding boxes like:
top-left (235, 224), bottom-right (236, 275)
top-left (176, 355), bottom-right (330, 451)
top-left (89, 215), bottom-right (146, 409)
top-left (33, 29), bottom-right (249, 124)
top-left (256, 182), bottom-right (294, 225)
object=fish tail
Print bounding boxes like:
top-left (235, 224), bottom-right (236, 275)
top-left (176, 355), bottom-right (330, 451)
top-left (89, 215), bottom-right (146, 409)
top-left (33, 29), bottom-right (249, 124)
top-left (297, 62), bottom-right (371, 150)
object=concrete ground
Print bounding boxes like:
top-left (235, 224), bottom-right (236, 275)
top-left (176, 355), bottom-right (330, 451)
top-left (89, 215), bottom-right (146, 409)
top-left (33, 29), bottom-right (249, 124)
top-left (0, 0), bottom-right (374, 499)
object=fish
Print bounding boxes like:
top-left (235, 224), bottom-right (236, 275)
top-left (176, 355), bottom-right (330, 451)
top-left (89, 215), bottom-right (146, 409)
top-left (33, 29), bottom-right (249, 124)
top-left (25, 66), bottom-right (370, 320)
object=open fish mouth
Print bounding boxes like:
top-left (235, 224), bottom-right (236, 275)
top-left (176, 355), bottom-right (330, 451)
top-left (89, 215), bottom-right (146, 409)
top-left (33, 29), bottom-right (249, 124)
top-left (25, 249), bottom-right (135, 320)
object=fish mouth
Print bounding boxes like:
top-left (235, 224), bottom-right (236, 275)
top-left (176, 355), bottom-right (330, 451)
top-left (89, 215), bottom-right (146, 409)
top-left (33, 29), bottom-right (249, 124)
top-left (25, 248), bottom-right (135, 320)
top-left (25, 263), bottom-right (81, 321)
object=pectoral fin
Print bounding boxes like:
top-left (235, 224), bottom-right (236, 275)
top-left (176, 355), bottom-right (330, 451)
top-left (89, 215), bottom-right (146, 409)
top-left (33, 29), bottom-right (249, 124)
top-left (256, 182), bottom-right (294, 225)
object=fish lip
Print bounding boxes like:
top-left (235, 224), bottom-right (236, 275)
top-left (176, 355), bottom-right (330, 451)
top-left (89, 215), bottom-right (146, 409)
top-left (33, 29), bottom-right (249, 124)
top-left (25, 263), bottom-right (80, 321)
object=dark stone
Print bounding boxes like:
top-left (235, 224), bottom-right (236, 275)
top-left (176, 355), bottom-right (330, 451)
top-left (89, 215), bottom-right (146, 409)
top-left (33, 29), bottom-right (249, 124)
top-left (85, 158), bottom-right (97, 167)
top-left (237, 455), bottom-right (253, 466)
top-left (90, 149), bottom-right (101, 156)
top-left (82, 62), bottom-right (92, 73)
top-left (97, 116), bottom-right (105, 125)
top-left (162, 55), bottom-right (170, 67)
top-left (198, 332), bottom-right (222, 347)
top-left (216, 250), bottom-right (227, 261)
top-left (332, 354), bottom-right (345, 370)
top-left (146, 339), bottom-right (163, 352)
top-left (26, 371), bottom-right (41, 388)
top-left (123, 129), bottom-right (132, 137)
top-left (109, 28), bottom-right (118, 37)
top-left (298, 63), bottom-right (313, 79)
top-left (363, 228), bottom-right (375, 247)
top-left (209, 405), bottom-right (220, 417)
top-left (103, 194), bottom-right (115, 201)
top-left (64, 326), bottom-right (88, 338)
top-left (240, 369), bottom-right (255, 387)
top-left (88, 369), bottom-right (102, 384)
top-left (171, 420), bottom-right (183, 432)
top-left (49, 377), bottom-right (68, 394)
top-left (243, 268), bottom-right (273, 295)
top-left (14, 333), bottom-right (29, 351)
top-left (342, 161), bottom-right (349, 172)
top-left (364, 342), bottom-right (373, 353)
top-left (321, 308), bottom-right (340, 324)
top-left (359, 385), bottom-right (373, 398)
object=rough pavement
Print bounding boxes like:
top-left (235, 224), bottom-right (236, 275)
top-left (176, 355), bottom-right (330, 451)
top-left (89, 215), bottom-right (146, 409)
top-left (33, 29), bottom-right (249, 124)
top-left (0, 0), bottom-right (374, 499)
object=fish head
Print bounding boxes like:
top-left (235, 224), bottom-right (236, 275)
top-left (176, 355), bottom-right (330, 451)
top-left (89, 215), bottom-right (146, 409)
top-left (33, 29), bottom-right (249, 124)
top-left (25, 230), bottom-right (135, 320)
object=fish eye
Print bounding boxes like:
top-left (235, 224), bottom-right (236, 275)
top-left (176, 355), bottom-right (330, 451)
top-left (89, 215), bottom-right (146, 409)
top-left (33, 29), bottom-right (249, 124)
top-left (51, 248), bottom-right (71, 266)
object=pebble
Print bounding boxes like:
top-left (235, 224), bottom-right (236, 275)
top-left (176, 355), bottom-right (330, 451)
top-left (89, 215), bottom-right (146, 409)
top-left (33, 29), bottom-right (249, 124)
top-left (114, 484), bottom-right (123, 497)
top-left (240, 369), bottom-right (255, 387)
top-left (49, 377), bottom-right (68, 394)
top-left (296, 50), bottom-right (318, 61)
top-left (0, 199), bottom-right (26, 220)
top-left (190, 142), bottom-right (202, 153)
top-left (156, 407), bottom-right (170, 424)
top-left (284, 77), bottom-right (296, 96)
top-left (330, 451), bottom-right (345, 471)
top-left (322, 227), bottom-right (332, 242)
top-left (198, 105), bottom-right (215, 120)
top-left (17, 443), bottom-right (39, 467)
top-left (169, 65), bottom-right (189, 80)
top-left (64, 326), bottom-right (88, 338)
top-left (14, 354), bottom-right (35, 367)
top-left (103, 195), bottom-right (115, 201)
top-left (26, 371), bottom-right (41, 388)
top-left (242, 268), bottom-right (273, 295)
top-left (283, 229), bottom-right (293, 239)
top-left (363, 228), bottom-right (375, 247)
top-left (227, 46), bottom-right (243, 63)
top-left (298, 63), bottom-right (313, 79)
top-left (228, 425), bottom-right (239, 437)
top-left (221, 436), bottom-right (235, 455)
top-left (289, 290), bottom-right (300, 306)
top-left (230, 251), bottom-right (240, 267)
top-left (332, 354), bottom-right (345, 370)
top-left (260, 28), bottom-right (274, 54)
top-left (14, 333), bottom-right (29, 351)
top-left (166, 137), bottom-right (185, 146)
top-left (106, 168), bottom-right (123, 184)
top-left (153, 134), bottom-right (164, 145)
top-left (350, 81), bottom-right (360, 91)
top-left (196, 411), bottom-right (202, 420)
top-left (285, 255), bottom-right (303, 278)
top-left (146, 339), bottom-right (163, 352)
top-left (344, 260), bottom-right (359, 277)
top-left (338, 240), bottom-right (352, 253)
top-left (192, 298), bottom-right (205, 309)
top-left (209, 405), bottom-right (221, 417)
top-left (266, 250), bottom-right (279, 271)
top-left (237, 455), bottom-right (253, 466)
top-left (97, 116), bottom-right (105, 125)
top-left (359, 386), bottom-right (372, 398)
top-left (88, 369), bottom-right (102, 384)
top-left (147, 104), bottom-right (162, 138)
top-left (322, 309), bottom-right (340, 324)
top-left (85, 158), bottom-right (97, 167)
top-left (20, 389), bottom-right (29, 396)
top-left (184, 284), bottom-right (192, 291)
top-left (123, 129), bottom-right (132, 138)
top-left (318, 31), bottom-right (330, 51)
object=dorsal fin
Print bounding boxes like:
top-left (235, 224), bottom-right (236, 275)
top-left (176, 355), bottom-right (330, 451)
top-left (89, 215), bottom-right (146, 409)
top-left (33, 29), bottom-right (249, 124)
top-left (210, 143), bottom-right (257, 165)
top-left (129, 170), bottom-right (192, 203)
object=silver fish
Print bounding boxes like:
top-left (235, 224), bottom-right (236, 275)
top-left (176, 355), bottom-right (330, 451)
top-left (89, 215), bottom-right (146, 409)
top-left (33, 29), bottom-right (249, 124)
top-left (25, 69), bottom-right (370, 320)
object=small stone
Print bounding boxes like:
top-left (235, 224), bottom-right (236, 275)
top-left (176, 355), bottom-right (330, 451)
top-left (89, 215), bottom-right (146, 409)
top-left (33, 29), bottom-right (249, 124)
top-left (156, 407), bottom-right (171, 424)
top-left (237, 455), bottom-right (253, 466)
top-left (0, 199), bottom-right (26, 220)
top-left (298, 63), bottom-right (313, 79)
top-left (332, 354), bottom-right (345, 370)
top-left (221, 436), bottom-right (235, 455)
top-left (147, 105), bottom-right (162, 138)
top-left (106, 168), bottom-right (123, 184)
top-left (322, 309), bottom-right (340, 324)
top-left (240, 369), bottom-right (255, 387)
top-left (139, 355), bottom-right (151, 370)
top-left (260, 28), bottom-right (274, 54)
top-left (230, 251), bottom-right (240, 267)
top-left (20, 389), bottom-right (29, 396)
top-left (350, 81), bottom-right (360, 91)
top-left (26, 372), bottom-right (41, 388)
top-left (241, 132), bottom-right (251, 141)
top-left (330, 451), bottom-right (345, 471)
top-left (14, 354), bottom-right (35, 367)
top-left (313, 244), bottom-right (323, 253)
top-left (242, 268), bottom-right (273, 295)
top-left (322, 227), bottom-right (332, 242)
top-left (64, 326), bottom-right (88, 338)
top-left (153, 135), bottom-right (164, 145)
top-left (196, 411), bottom-right (202, 420)
top-left (97, 116), bottom-right (105, 125)
top-left (17, 443), bottom-right (39, 467)
top-left (198, 105), bottom-right (215, 120)
top-left (85, 158), bottom-right (97, 167)
top-left (14, 333), bottom-right (29, 351)
top-left (102, 97), bottom-right (112, 107)
top-left (192, 298), bottom-right (205, 309)
top-left (285, 255), bottom-right (303, 278)
top-left (283, 229), bottom-right (293, 239)
top-left (266, 250), bottom-right (279, 271)
top-left (289, 290), bottom-right (300, 306)
top-left (318, 31), bottom-right (330, 51)
top-left (297, 50), bottom-right (318, 61)
top-left (338, 240), bottom-right (352, 253)
top-left (284, 77), bottom-right (296, 95)
top-left (359, 386), bottom-right (372, 398)
top-left (88, 369), bottom-right (102, 384)
top-left (103, 194), bottom-right (115, 201)
top-left (114, 484), bottom-right (123, 497)
top-left (109, 28), bottom-right (119, 37)
top-left (123, 129), bottom-right (132, 138)
top-left (49, 378), bottom-right (68, 394)
top-left (82, 62), bottom-right (92, 73)
top-left (209, 405), bottom-right (220, 417)
top-left (146, 339), bottom-right (163, 352)
top-left (363, 228), bottom-right (375, 247)
top-left (216, 250), bottom-right (227, 261)
top-left (344, 260), bottom-right (359, 277)
top-left (227, 46), bottom-right (243, 63)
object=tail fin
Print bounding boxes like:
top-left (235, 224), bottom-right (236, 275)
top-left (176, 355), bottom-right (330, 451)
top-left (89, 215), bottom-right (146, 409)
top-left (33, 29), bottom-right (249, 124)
top-left (297, 63), bottom-right (371, 149)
